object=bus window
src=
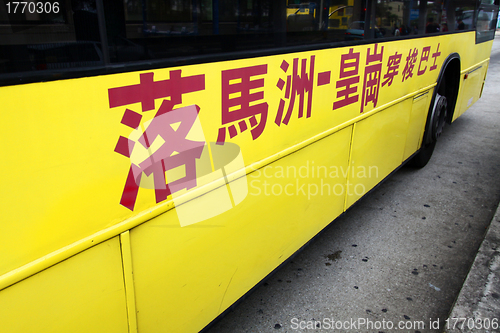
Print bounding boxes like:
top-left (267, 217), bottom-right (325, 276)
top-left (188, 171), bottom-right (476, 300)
top-left (106, 0), bottom-right (368, 63)
top-left (435, 0), bottom-right (476, 33)
top-left (0, 0), bottom-right (107, 74)
top-left (287, 1), bottom-right (318, 31)
top-left (424, 0), bottom-right (443, 34)
top-left (373, 0), bottom-right (476, 39)
top-left (114, 0), bottom-right (275, 58)
top-left (373, 0), bottom-right (425, 38)
top-left (475, 2), bottom-right (499, 42)
top-left (286, 0), bottom-right (367, 42)
top-left (0, 0), bottom-right (373, 75)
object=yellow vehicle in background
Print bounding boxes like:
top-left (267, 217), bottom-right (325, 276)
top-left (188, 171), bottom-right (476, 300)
top-left (328, 1), bottom-right (354, 29)
top-left (286, 0), bottom-right (358, 31)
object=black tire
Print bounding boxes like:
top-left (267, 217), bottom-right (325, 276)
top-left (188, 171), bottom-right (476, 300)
top-left (409, 93), bottom-right (447, 168)
top-left (409, 141), bottom-right (436, 168)
top-left (430, 93), bottom-right (448, 141)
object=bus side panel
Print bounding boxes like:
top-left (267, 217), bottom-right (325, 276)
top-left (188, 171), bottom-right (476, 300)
top-left (0, 237), bottom-right (128, 333)
top-left (403, 90), bottom-right (432, 160)
top-left (128, 127), bottom-right (352, 333)
top-left (455, 62), bottom-right (489, 121)
top-left (346, 99), bottom-right (412, 208)
top-left (452, 38), bottom-right (494, 122)
top-left (0, 36), bottom-right (454, 280)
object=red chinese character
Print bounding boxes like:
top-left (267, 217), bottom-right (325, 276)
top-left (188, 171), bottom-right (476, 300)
top-left (361, 44), bottom-right (384, 113)
top-left (275, 56), bottom-right (315, 126)
top-left (417, 46), bottom-right (431, 76)
top-left (109, 71), bottom-right (205, 111)
top-left (333, 48), bottom-right (360, 110)
top-left (109, 71), bottom-right (206, 211)
top-left (135, 104), bottom-right (204, 204)
top-left (382, 52), bottom-right (402, 87)
top-left (430, 43), bottom-right (441, 71)
top-left (217, 65), bottom-right (268, 143)
top-left (402, 48), bottom-right (418, 82)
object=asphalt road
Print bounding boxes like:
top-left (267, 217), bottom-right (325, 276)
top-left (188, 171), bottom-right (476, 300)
top-left (204, 35), bottom-right (500, 333)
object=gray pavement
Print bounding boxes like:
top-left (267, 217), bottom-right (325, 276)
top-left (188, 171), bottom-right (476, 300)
top-left (205, 34), bottom-right (500, 333)
top-left (446, 204), bottom-right (500, 333)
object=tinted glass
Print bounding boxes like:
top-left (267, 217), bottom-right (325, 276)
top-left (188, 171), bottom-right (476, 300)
top-left (476, 5), bottom-right (498, 42)
top-left (0, 0), bottom-right (104, 74)
top-left (110, 0), bottom-right (368, 62)
top-left (3, 0), bottom-right (495, 78)
top-left (373, 0), bottom-right (477, 39)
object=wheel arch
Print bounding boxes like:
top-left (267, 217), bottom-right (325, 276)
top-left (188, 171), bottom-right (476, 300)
top-left (423, 53), bottom-right (461, 145)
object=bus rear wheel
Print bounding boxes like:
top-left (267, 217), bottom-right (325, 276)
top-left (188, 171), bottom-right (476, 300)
top-left (409, 93), bottom-right (448, 168)
top-left (430, 93), bottom-right (448, 141)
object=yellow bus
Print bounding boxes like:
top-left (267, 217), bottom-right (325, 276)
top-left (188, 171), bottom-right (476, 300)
top-left (0, 0), bottom-right (497, 332)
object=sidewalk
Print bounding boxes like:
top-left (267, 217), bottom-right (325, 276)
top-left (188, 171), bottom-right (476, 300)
top-left (446, 203), bottom-right (500, 332)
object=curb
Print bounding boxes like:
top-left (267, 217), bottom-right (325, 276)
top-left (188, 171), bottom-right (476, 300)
top-left (445, 203), bottom-right (500, 332)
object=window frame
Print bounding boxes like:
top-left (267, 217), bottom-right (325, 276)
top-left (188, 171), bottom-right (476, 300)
top-left (475, 0), bottom-right (499, 43)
